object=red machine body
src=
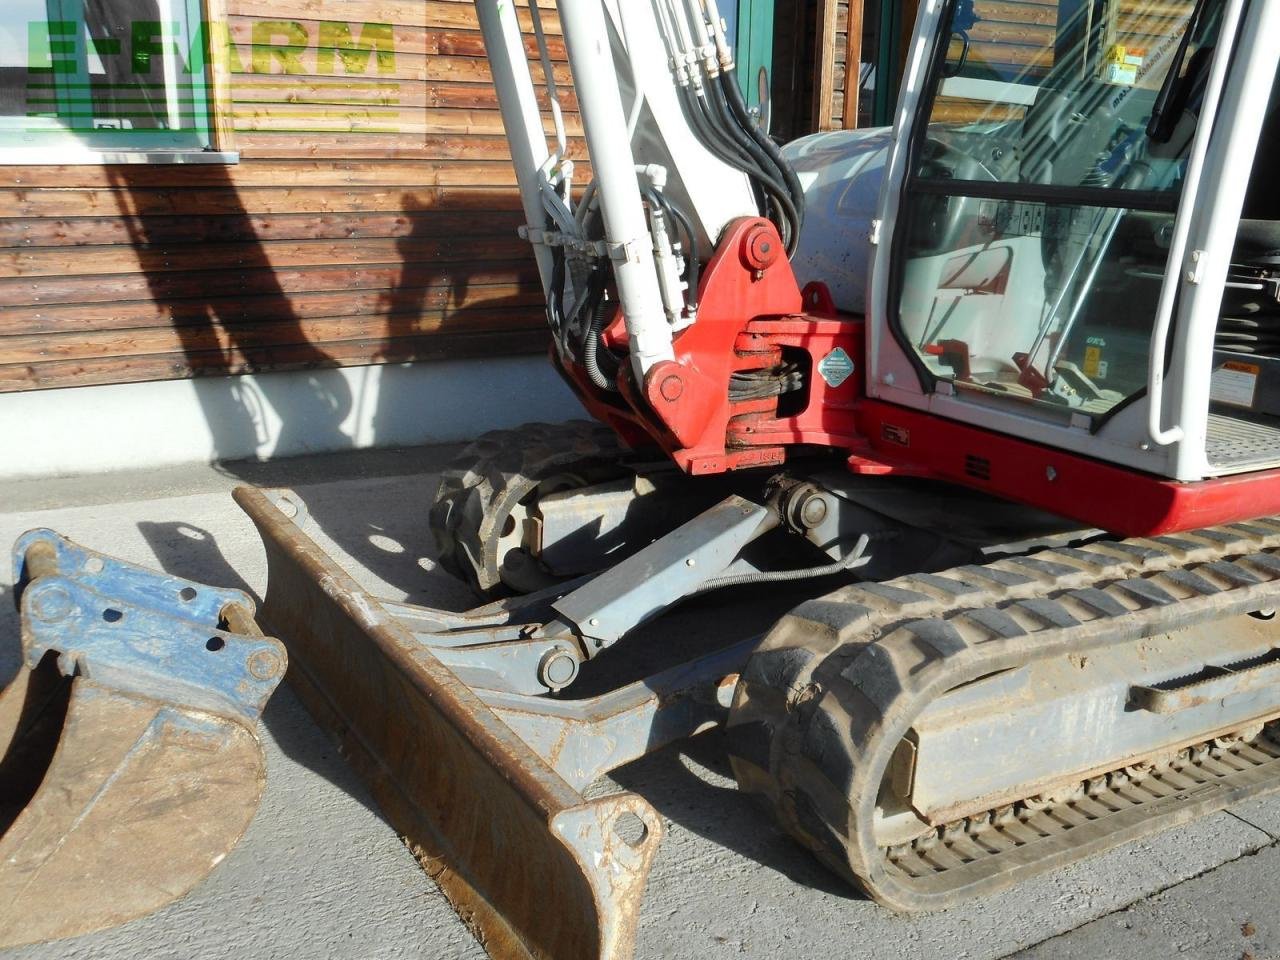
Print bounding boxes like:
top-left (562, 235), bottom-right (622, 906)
top-left (558, 218), bottom-right (1280, 539)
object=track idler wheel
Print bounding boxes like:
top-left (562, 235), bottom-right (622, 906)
top-left (429, 420), bottom-right (627, 598)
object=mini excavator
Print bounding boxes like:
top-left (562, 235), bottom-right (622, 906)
top-left (7, 1), bottom-right (1280, 959)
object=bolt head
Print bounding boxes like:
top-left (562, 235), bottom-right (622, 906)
top-left (800, 495), bottom-right (829, 528)
top-left (539, 648), bottom-right (580, 690)
top-left (30, 584), bottom-right (73, 623)
top-left (247, 649), bottom-right (283, 681)
top-left (660, 375), bottom-right (684, 402)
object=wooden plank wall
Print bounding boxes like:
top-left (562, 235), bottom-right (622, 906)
top-left (829, 0), bottom-right (863, 130)
top-left (809, 0), bottom-right (864, 132)
top-left (931, 0), bottom-right (1195, 123)
top-left (0, 0), bottom-right (585, 393)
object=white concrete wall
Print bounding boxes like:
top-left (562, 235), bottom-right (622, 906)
top-left (0, 356), bottom-right (584, 480)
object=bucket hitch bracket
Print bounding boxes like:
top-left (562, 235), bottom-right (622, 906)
top-left (0, 528), bottom-right (286, 948)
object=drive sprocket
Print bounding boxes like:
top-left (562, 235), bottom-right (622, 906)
top-left (429, 420), bottom-right (628, 598)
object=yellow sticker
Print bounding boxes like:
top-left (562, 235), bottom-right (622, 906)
top-left (1083, 345), bottom-right (1103, 378)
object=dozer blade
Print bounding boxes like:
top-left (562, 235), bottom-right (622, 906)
top-left (235, 486), bottom-right (663, 960)
top-left (0, 530), bottom-right (286, 948)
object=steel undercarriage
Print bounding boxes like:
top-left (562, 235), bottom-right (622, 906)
top-left (237, 440), bottom-right (1280, 956)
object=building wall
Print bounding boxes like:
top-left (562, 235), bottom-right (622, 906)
top-left (0, 355), bottom-right (580, 479)
top-left (0, 0), bottom-right (581, 394)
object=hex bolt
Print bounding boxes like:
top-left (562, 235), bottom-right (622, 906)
top-left (1046, 466), bottom-right (1058, 482)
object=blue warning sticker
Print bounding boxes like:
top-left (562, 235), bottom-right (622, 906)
top-left (817, 347), bottom-right (856, 388)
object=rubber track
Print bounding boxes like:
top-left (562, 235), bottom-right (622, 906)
top-left (428, 421), bottom-right (622, 597)
top-left (727, 517), bottom-right (1280, 911)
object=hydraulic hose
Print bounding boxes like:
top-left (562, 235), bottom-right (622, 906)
top-left (663, 194), bottom-right (701, 310)
top-left (705, 77), bottom-right (799, 251)
top-left (580, 267), bottom-right (620, 392)
top-left (681, 82), bottom-right (757, 180)
top-left (643, 184), bottom-right (701, 313)
top-left (720, 67), bottom-right (806, 230)
top-left (695, 535), bottom-right (872, 593)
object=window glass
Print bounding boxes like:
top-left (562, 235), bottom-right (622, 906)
top-left (896, 0), bottom-right (1225, 420)
top-left (1, 0), bottom-right (213, 154)
top-left (921, 0), bottom-right (1219, 192)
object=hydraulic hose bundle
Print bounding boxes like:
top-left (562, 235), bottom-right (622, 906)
top-left (543, 0), bottom-right (809, 394)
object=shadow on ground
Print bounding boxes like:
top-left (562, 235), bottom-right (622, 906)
top-left (131, 497), bottom-right (851, 904)
top-left (611, 729), bottom-right (857, 899)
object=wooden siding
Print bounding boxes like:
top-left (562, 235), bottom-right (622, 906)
top-left (931, 0), bottom-right (1197, 123)
top-left (0, 0), bottom-right (583, 392)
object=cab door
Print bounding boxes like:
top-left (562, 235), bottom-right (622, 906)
top-left (866, 0), bottom-right (1278, 482)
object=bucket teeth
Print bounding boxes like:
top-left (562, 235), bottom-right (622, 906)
top-left (0, 529), bottom-right (286, 949)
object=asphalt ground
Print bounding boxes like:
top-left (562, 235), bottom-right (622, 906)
top-left (1, 444), bottom-right (1277, 960)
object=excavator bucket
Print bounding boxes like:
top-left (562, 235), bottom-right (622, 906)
top-left (235, 486), bottom-right (664, 960)
top-left (0, 529), bottom-right (286, 948)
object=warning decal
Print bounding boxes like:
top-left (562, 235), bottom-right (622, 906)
top-left (818, 348), bottom-right (856, 388)
top-left (1210, 360), bottom-right (1260, 409)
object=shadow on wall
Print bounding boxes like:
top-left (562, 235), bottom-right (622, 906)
top-left (87, 5), bottom-right (578, 593)
top-left (109, 159), bottom-right (355, 461)
top-left (88, 0), bottom-right (559, 467)
top-left (106, 174), bottom-right (552, 594)
top-left (107, 170), bottom-right (559, 466)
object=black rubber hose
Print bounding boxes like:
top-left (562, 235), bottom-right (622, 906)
top-left (721, 67), bottom-right (806, 230)
top-left (674, 77), bottom-right (795, 251)
top-left (714, 70), bottom-right (790, 193)
top-left (680, 83), bottom-right (760, 195)
top-left (705, 78), bottom-right (798, 251)
top-left (676, 81), bottom-right (776, 218)
top-left (663, 194), bottom-right (701, 310)
top-left (549, 246), bottom-right (569, 356)
top-left (643, 183), bottom-right (702, 314)
top-left (580, 267), bottom-right (619, 392)
top-left (705, 77), bottom-right (780, 191)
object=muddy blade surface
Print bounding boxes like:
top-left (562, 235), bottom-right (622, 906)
top-left (0, 661), bottom-right (267, 948)
top-left (236, 486), bottom-right (662, 960)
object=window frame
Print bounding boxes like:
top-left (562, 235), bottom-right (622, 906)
top-left (884, 0), bottom-right (1212, 427)
top-left (0, 0), bottom-right (236, 165)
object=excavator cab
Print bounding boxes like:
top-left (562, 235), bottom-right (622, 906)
top-left (868, 0), bottom-right (1280, 484)
top-left (225, 1), bottom-right (1280, 957)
